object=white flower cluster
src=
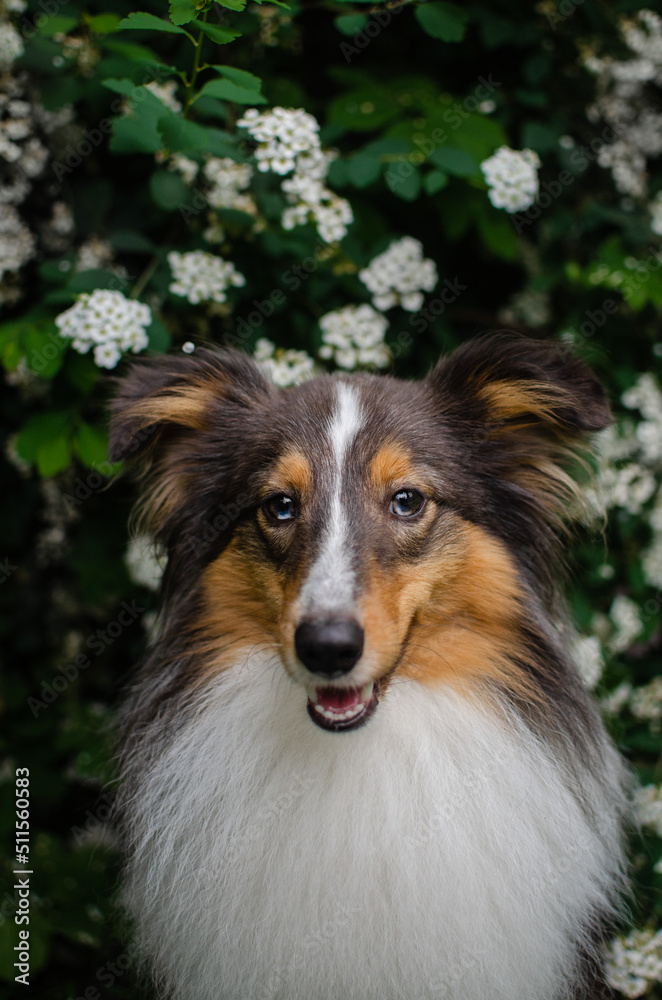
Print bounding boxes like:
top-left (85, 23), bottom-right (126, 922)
top-left (499, 288), bottom-right (551, 329)
top-left (623, 373), bottom-right (662, 464)
top-left (318, 304), bottom-right (390, 371)
top-left (359, 237), bottom-right (438, 312)
top-left (0, 69), bottom-right (73, 303)
top-left (618, 373), bottom-right (662, 589)
top-left (169, 153), bottom-right (198, 186)
top-left (0, 21), bottom-right (23, 70)
top-left (630, 677), bottom-right (662, 730)
top-left (237, 106), bottom-right (320, 174)
top-left (237, 107), bottom-right (353, 243)
top-left (601, 680), bottom-right (633, 716)
top-left (572, 634), bottom-right (604, 689)
top-left (480, 146), bottom-right (540, 213)
top-left (635, 783), bottom-right (662, 837)
top-left (253, 337), bottom-right (316, 387)
top-left (609, 594), bottom-right (644, 653)
top-left (606, 927), bottom-right (662, 998)
top-left (75, 235), bottom-right (114, 273)
top-left (650, 191), bottom-right (662, 235)
top-left (585, 10), bottom-right (662, 198)
top-left (168, 250), bottom-right (245, 305)
top-left (145, 80), bottom-right (182, 114)
top-left (204, 157), bottom-right (255, 215)
top-left (125, 535), bottom-right (165, 592)
top-left (55, 290), bottom-right (151, 369)
top-left (0, 205), bottom-right (34, 281)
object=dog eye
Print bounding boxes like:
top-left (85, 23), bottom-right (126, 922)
top-left (265, 494), bottom-right (297, 522)
top-left (390, 490), bottom-right (425, 517)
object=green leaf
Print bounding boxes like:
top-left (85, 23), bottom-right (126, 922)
top-left (2, 338), bottom-right (22, 372)
top-left (195, 78), bottom-right (267, 105)
top-left (415, 2), bottom-right (468, 42)
top-left (362, 138), bottom-right (411, 157)
top-left (213, 65), bottom-right (263, 91)
top-left (65, 352), bottom-right (99, 395)
top-left (329, 87), bottom-right (401, 132)
top-left (385, 162), bottom-right (421, 201)
top-left (109, 89), bottom-right (170, 154)
top-left (158, 114), bottom-right (210, 153)
top-left (147, 318), bottom-right (172, 353)
top-left (22, 327), bottom-right (67, 379)
top-left (102, 77), bottom-right (140, 96)
top-left (84, 12), bottom-right (121, 33)
top-left (429, 146), bottom-right (479, 177)
top-left (102, 37), bottom-right (173, 67)
top-left (15, 412), bottom-right (71, 463)
top-left (74, 422), bottom-right (110, 468)
top-left (150, 170), bottom-right (191, 210)
top-left (423, 169), bottom-right (448, 194)
top-left (207, 128), bottom-right (241, 156)
top-left (37, 435), bottom-right (72, 477)
top-left (197, 21), bottom-right (242, 43)
top-left (169, 0), bottom-right (198, 25)
top-left (116, 11), bottom-right (187, 34)
top-left (347, 153), bottom-right (382, 188)
top-left (69, 270), bottom-right (129, 293)
top-left (109, 230), bottom-right (156, 253)
top-left (334, 14), bottom-right (368, 35)
top-left (215, 0), bottom-right (247, 10)
top-left (521, 121), bottom-right (560, 154)
top-left (475, 205), bottom-right (519, 261)
top-left (195, 96), bottom-right (229, 121)
top-left (37, 14), bottom-right (78, 37)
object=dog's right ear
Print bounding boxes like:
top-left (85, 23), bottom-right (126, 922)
top-left (108, 347), bottom-right (273, 463)
top-left (108, 348), bottom-right (274, 546)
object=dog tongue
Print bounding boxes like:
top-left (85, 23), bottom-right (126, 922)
top-left (315, 686), bottom-right (363, 713)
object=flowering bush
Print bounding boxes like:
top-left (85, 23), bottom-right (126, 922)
top-left (2, 1), bottom-right (662, 997)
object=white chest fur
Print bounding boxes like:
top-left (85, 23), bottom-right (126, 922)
top-left (123, 655), bottom-right (625, 1000)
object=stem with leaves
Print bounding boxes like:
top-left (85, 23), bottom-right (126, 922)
top-left (183, 11), bottom-right (209, 118)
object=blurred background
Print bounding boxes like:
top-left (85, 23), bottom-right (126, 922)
top-left (1, 0), bottom-right (662, 996)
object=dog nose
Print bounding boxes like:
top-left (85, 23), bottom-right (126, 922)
top-left (295, 620), bottom-right (364, 678)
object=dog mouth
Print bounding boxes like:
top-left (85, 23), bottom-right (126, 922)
top-left (306, 681), bottom-right (378, 733)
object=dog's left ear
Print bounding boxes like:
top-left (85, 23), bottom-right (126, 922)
top-left (428, 332), bottom-right (610, 437)
top-left (427, 332), bottom-right (611, 527)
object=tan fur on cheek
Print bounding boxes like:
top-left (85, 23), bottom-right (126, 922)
top-left (192, 532), bottom-right (313, 682)
top-left (360, 518), bottom-right (536, 700)
top-left (402, 522), bottom-right (536, 698)
top-left (191, 538), bottom-right (283, 676)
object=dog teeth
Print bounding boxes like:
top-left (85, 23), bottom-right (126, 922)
top-left (361, 682), bottom-right (374, 701)
top-left (313, 703), bottom-right (366, 722)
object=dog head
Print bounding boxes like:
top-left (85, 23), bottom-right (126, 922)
top-left (109, 334), bottom-right (610, 732)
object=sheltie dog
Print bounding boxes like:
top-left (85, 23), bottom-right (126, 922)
top-left (110, 333), bottom-right (629, 1000)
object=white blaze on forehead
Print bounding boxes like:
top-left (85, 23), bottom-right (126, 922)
top-left (299, 382), bottom-right (363, 617)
